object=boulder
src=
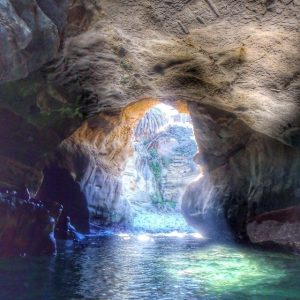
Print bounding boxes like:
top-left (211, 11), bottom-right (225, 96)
top-left (0, 194), bottom-right (63, 256)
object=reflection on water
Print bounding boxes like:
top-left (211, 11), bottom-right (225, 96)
top-left (0, 235), bottom-right (299, 300)
top-left (132, 212), bottom-right (195, 233)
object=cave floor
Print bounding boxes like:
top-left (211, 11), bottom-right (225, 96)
top-left (0, 235), bottom-right (299, 300)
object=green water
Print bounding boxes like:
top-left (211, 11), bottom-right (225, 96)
top-left (0, 235), bottom-right (299, 299)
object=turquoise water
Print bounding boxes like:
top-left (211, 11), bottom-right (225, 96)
top-left (132, 212), bottom-right (195, 232)
top-left (0, 235), bottom-right (299, 300)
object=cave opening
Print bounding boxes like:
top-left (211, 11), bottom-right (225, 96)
top-left (37, 164), bottom-right (90, 233)
top-left (120, 102), bottom-right (203, 233)
top-left (35, 101), bottom-right (204, 236)
top-left (1, 1), bottom-right (300, 298)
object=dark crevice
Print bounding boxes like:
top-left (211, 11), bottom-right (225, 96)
top-left (37, 164), bottom-right (90, 233)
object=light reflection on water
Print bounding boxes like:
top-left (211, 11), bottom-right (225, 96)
top-left (0, 235), bottom-right (299, 300)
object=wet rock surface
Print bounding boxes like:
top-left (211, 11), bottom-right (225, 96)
top-left (0, 193), bottom-right (62, 256)
top-left (0, 0), bottom-right (299, 254)
top-left (247, 205), bottom-right (300, 251)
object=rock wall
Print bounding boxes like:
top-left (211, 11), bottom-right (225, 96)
top-left (49, 0), bottom-right (300, 146)
top-left (120, 108), bottom-right (167, 216)
top-left (182, 103), bottom-right (300, 242)
top-left (247, 205), bottom-right (300, 251)
top-left (1, 0), bottom-right (299, 193)
top-left (120, 107), bottom-right (199, 217)
top-left (38, 100), bottom-right (160, 230)
top-left (37, 163), bottom-right (90, 232)
top-left (0, 0), bottom-right (102, 193)
top-left (0, 193), bottom-right (62, 256)
top-left (0, 0), bottom-right (299, 253)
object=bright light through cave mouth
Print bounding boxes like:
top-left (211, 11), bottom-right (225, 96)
top-left (120, 102), bottom-right (203, 234)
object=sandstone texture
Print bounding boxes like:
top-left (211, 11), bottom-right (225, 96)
top-left (121, 106), bottom-right (199, 217)
top-left (0, 0), bottom-right (299, 253)
top-left (37, 100), bottom-right (159, 230)
top-left (182, 103), bottom-right (300, 239)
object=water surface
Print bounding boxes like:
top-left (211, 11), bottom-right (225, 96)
top-left (0, 234), bottom-right (299, 300)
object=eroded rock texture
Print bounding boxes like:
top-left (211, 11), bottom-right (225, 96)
top-left (182, 103), bottom-right (300, 241)
top-left (37, 100), bottom-right (159, 230)
top-left (121, 106), bottom-right (199, 216)
top-left (1, 0), bottom-right (300, 190)
top-left (0, 0), bottom-right (299, 253)
top-left (247, 205), bottom-right (300, 251)
top-left (50, 0), bottom-right (300, 145)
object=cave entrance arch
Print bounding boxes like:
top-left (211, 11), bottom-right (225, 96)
top-left (119, 102), bottom-right (202, 232)
top-left (36, 99), bottom-right (204, 234)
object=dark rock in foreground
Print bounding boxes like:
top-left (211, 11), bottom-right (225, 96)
top-left (247, 205), bottom-right (300, 252)
top-left (0, 194), bottom-right (62, 257)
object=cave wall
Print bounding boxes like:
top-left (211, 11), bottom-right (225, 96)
top-left (0, 0), bottom-right (299, 253)
top-left (37, 164), bottom-right (89, 232)
top-left (0, 0), bottom-right (103, 193)
top-left (1, 0), bottom-right (299, 194)
top-left (182, 103), bottom-right (300, 244)
top-left (49, 0), bottom-right (300, 146)
top-left (120, 106), bottom-right (199, 215)
top-left (41, 100), bottom-right (159, 229)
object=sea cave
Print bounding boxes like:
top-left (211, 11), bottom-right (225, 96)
top-left (0, 0), bottom-right (300, 299)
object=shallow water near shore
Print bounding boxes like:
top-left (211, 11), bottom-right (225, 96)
top-left (0, 234), bottom-right (299, 300)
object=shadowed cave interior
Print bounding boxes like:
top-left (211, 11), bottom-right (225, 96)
top-left (0, 0), bottom-right (300, 298)
top-left (37, 164), bottom-right (90, 233)
top-left (37, 103), bottom-right (201, 234)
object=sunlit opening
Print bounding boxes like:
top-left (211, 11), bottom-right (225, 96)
top-left (137, 234), bottom-right (153, 242)
top-left (120, 102), bottom-right (203, 234)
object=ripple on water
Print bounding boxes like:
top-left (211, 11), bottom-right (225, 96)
top-left (0, 237), bottom-right (299, 300)
top-left (162, 243), bottom-right (300, 299)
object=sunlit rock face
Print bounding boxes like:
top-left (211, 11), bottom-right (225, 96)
top-left (1, 0), bottom-right (299, 191)
top-left (120, 106), bottom-right (199, 218)
top-left (40, 103), bottom-right (199, 229)
top-left (182, 103), bottom-right (300, 242)
top-left (50, 0), bottom-right (300, 144)
top-left (0, 0), bottom-right (299, 252)
top-left (38, 101), bottom-right (159, 229)
top-left (120, 108), bottom-right (167, 215)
